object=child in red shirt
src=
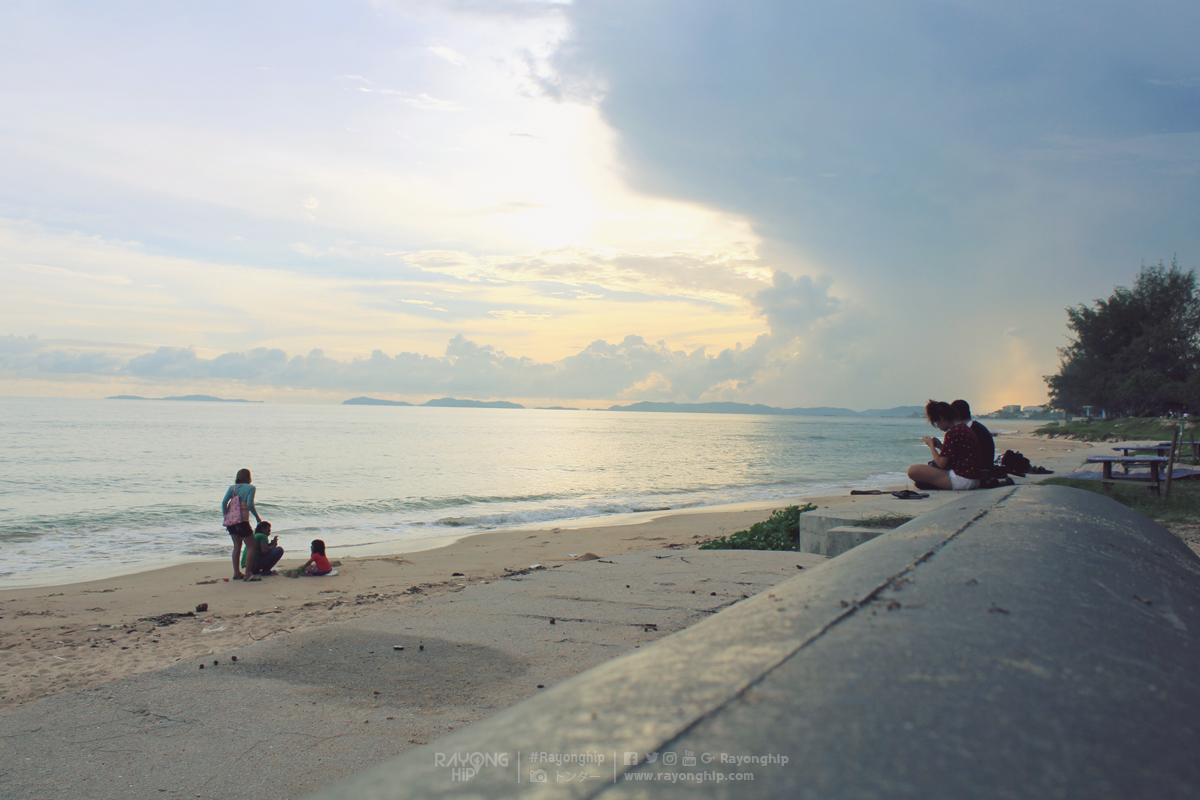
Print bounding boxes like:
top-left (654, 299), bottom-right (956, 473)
top-left (300, 539), bottom-right (333, 576)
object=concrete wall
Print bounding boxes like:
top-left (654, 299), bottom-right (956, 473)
top-left (308, 486), bottom-right (1200, 799)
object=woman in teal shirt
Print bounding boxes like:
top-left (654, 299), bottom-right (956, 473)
top-left (222, 468), bottom-right (263, 581)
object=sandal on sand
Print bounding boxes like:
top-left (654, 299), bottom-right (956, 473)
top-left (244, 575), bottom-right (262, 582)
top-left (891, 490), bottom-right (929, 500)
top-left (850, 489), bottom-right (884, 495)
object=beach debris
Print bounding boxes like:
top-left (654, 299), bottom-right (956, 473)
top-left (139, 612), bottom-right (195, 627)
top-left (198, 664), bottom-right (204, 669)
top-left (710, 592), bottom-right (717, 596)
top-left (195, 603), bottom-right (208, 613)
top-left (537, 684), bottom-right (545, 689)
top-left (576, 553), bottom-right (601, 561)
top-left (988, 605), bottom-right (1010, 615)
top-left (196, 579), bottom-right (217, 585)
top-left (567, 554), bottom-right (578, 558)
top-left (213, 660), bottom-right (219, 666)
top-left (202, 625), bottom-right (226, 633)
top-left (231, 656), bottom-right (237, 662)
top-left (549, 618), bottom-right (555, 625)
top-left (636, 623), bottom-right (658, 632)
top-left (528, 564), bottom-right (542, 569)
top-left (451, 572), bottom-right (464, 577)
top-left (796, 565), bottom-right (804, 569)
top-left (394, 646), bottom-right (404, 651)
top-left (626, 585), bottom-right (630, 588)
top-left (419, 644), bottom-right (424, 651)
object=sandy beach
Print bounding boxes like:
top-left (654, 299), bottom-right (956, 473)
top-left (0, 420), bottom-right (1079, 712)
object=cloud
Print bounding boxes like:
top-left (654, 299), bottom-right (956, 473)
top-left (0, 330), bottom-right (770, 402)
top-left (751, 272), bottom-right (840, 336)
top-left (405, 244), bottom-right (769, 304)
top-left (0, 335), bottom-right (122, 375)
top-left (427, 46), bottom-right (466, 66)
top-left (354, 86), bottom-right (466, 111)
top-left (0, 268), bottom-right (840, 402)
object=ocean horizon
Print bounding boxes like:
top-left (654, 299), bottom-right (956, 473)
top-left (0, 397), bottom-right (938, 588)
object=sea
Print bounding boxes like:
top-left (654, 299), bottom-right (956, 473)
top-left (0, 397), bottom-right (936, 588)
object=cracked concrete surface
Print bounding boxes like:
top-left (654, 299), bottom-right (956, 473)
top-left (0, 549), bottom-right (821, 800)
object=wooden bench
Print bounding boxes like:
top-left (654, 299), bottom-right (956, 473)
top-left (1113, 444), bottom-right (1172, 457)
top-left (1124, 441), bottom-right (1200, 459)
top-left (1085, 455), bottom-right (1169, 494)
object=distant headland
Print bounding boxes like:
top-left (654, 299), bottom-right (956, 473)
top-left (343, 396), bottom-right (414, 406)
top-left (342, 397), bottom-right (920, 417)
top-left (106, 394), bottom-right (263, 403)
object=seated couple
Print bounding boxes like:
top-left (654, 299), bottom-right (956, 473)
top-left (907, 399), bottom-right (995, 492)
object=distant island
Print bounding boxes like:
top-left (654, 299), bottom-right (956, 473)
top-left (607, 401), bottom-right (922, 417)
top-left (344, 396), bottom-right (523, 409)
top-left (341, 397), bottom-right (918, 416)
top-left (343, 396), bottom-right (413, 406)
top-left (107, 394), bottom-right (262, 403)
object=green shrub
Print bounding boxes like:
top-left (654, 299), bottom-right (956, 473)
top-left (699, 503), bottom-right (817, 551)
top-left (1035, 417), bottom-right (1196, 443)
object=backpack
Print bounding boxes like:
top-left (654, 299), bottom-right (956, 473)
top-left (998, 450), bottom-right (1033, 476)
top-left (223, 488), bottom-right (246, 527)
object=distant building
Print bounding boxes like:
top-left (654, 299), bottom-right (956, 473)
top-left (1022, 405), bottom-right (1044, 414)
top-left (1003, 404), bottom-right (1022, 414)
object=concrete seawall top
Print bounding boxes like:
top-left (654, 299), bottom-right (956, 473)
top-left (310, 485), bottom-right (1200, 800)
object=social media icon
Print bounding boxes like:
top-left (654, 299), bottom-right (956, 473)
top-left (662, 752), bottom-right (677, 766)
top-left (645, 752), bottom-right (659, 763)
top-left (623, 752), bottom-right (639, 766)
top-left (529, 769), bottom-right (547, 783)
top-left (682, 750), bottom-right (696, 767)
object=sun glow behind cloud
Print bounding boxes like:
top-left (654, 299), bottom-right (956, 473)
top-left (3, 1), bottom-right (1194, 410)
top-left (0, 0), bottom-right (797, 400)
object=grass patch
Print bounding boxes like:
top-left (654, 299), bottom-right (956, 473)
top-left (1041, 477), bottom-right (1200, 525)
top-left (854, 513), bottom-right (914, 529)
top-left (1035, 417), bottom-right (1196, 443)
top-left (699, 503), bottom-right (817, 551)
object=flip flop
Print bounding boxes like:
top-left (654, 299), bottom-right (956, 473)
top-left (850, 489), bottom-right (884, 495)
top-left (891, 490), bottom-right (930, 500)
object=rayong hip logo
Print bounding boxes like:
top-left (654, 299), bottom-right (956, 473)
top-left (433, 751), bottom-right (510, 782)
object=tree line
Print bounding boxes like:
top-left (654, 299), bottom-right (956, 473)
top-left (1046, 259), bottom-right (1199, 417)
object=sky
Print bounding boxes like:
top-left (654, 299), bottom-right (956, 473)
top-left (1, 0), bottom-right (1197, 411)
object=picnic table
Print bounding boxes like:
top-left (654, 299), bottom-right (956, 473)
top-left (1113, 444), bottom-right (1172, 457)
top-left (1085, 455), bottom-right (1170, 494)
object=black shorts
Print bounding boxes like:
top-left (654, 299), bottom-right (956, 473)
top-left (227, 522), bottom-right (254, 539)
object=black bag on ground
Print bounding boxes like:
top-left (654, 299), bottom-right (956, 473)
top-left (998, 450), bottom-right (1033, 477)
